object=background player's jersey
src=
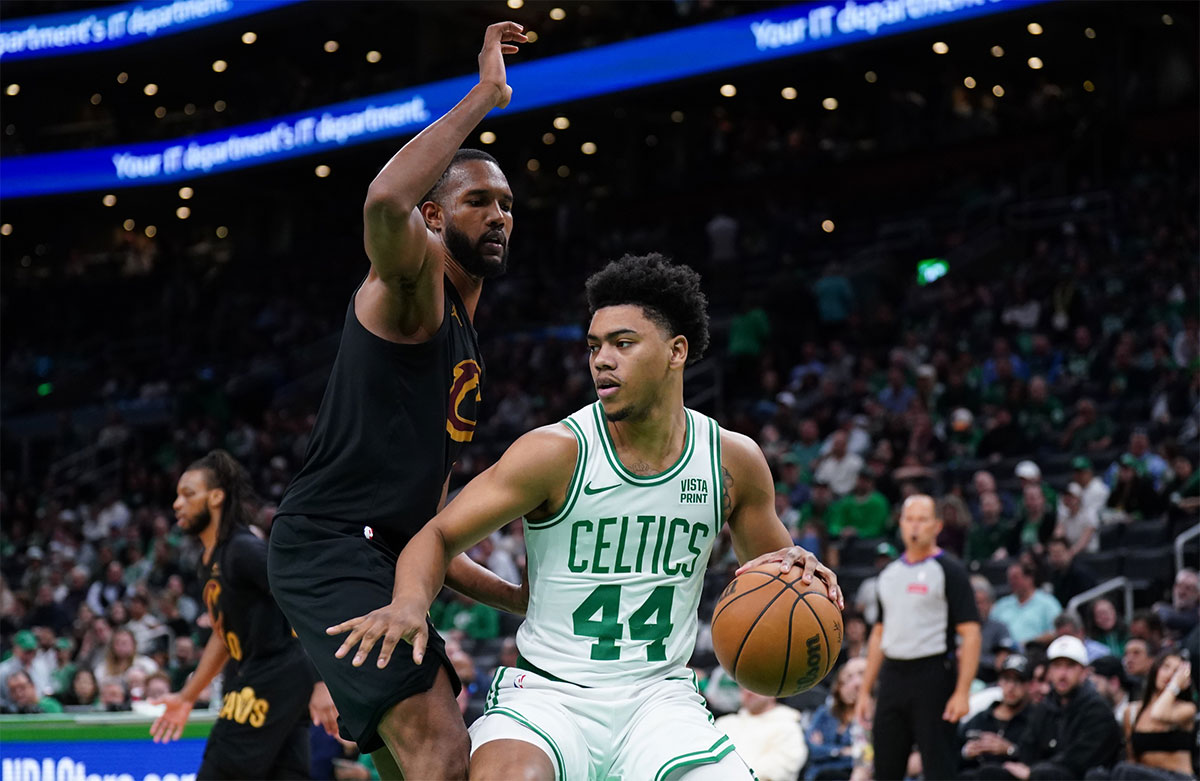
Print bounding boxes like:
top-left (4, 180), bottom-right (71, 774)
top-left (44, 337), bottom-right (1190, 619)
top-left (516, 402), bottom-right (723, 687)
top-left (202, 526), bottom-right (302, 665)
top-left (276, 278), bottom-right (483, 554)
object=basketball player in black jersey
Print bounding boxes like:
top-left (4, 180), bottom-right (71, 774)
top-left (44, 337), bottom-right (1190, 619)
top-left (150, 450), bottom-right (338, 780)
top-left (267, 22), bottom-right (529, 781)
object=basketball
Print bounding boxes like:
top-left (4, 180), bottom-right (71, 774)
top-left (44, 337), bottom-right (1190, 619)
top-left (711, 564), bottom-right (843, 697)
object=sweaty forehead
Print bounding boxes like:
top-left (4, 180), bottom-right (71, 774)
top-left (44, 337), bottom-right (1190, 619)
top-left (447, 160), bottom-right (511, 198)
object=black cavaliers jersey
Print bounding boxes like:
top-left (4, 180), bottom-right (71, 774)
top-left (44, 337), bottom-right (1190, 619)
top-left (276, 279), bottom-right (484, 553)
top-left (201, 527), bottom-right (300, 663)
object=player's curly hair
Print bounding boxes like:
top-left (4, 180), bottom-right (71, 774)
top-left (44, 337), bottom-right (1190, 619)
top-left (585, 253), bottom-right (710, 366)
top-left (187, 449), bottom-right (259, 546)
top-left (421, 148), bottom-right (502, 206)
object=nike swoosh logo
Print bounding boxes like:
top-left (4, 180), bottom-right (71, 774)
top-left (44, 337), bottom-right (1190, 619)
top-left (583, 482), bottom-right (619, 495)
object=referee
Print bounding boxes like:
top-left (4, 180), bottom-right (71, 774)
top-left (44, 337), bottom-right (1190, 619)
top-left (855, 494), bottom-right (981, 780)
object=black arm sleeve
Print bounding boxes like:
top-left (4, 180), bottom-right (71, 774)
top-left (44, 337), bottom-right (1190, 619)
top-left (226, 532), bottom-right (271, 594)
top-left (942, 555), bottom-right (981, 625)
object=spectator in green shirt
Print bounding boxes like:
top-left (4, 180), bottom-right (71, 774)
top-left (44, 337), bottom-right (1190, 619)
top-left (1059, 397), bottom-right (1114, 453)
top-left (828, 468), bottom-right (891, 540)
top-left (1016, 376), bottom-right (1065, 449)
top-left (966, 491), bottom-right (1013, 565)
top-left (1, 670), bottom-right (63, 714)
top-left (790, 418), bottom-right (824, 479)
top-left (432, 592), bottom-right (500, 641)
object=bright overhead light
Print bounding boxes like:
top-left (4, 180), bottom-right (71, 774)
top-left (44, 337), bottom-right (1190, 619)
top-left (990, 45), bottom-right (1005, 57)
top-left (366, 50), bottom-right (382, 63)
top-left (1162, 14), bottom-right (1173, 25)
top-left (122, 219), bottom-right (135, 231)
top-left (992, 84), bottom-right (1005, 97)
top-left (1027, 22), bottom-right (1043, 35)
top-left (670, 110), bottom-right (684, 123)
top-left (212, 60), bottom-right (227, 73)
top-left (552, 116), bottom-right (570, 130)
top-left (103, 194), bottom-right (117, 207)
top-left (183, 103), bottom-right (196, 115)
top-left (241, 31), bottom-right (257, 44)
top-left (176, 206), bottom-right (191, 219)
top-left (144, 83), bottom-right (158, 96)
top-left (526, 31), bottom-right (538, 43)
top-left (549, 7), bottom-right (565, 20)
top-left (117, 72), bottom-right (128, 84)
top-left (4, 84), bottom-right (19, 96)
top-left (90, 93), bottom-right (102, 105)
top-left (507, 0), bottom-right (523, 7)
top-left (581, 141), bottom-right (597, 155)
top-left (781, 87), bottom-right (797, 100)
top-left (864, 70), bottom-right (877, 83)
top-left (526, 158), bottom-right (540, 171)
top-left (214, 100), bottom-right (227, 112)
top-left (216, 226), bottom-right (229, 238)
top-left (324, 40), bottom-right (339, 53)
top-left (315, 164), bottom-right (331, 178)
top-left (932, 41), bottom-right (949, 54)
top-left (556, 165), bottom-right (570, 177)
top-left (1027, 57), bottom-right (1044, 70)
top-left (144, 225), bottom-right (157, 238)
top-left (1083, 80), bottom-right (1095, 92)
top-left (178, 187), bottom-right (194, 200)
top-left (479, 131), bottom-right (496, 144)
top-left (154, 106), bottom-right (166, 118)
top-left (542, 132), bottom-right (556, 144)
top-left (719, 83), bottom-right (737, 97)
top-left (1, 224), bottom-right (12, 236)
top-left (1084, 27), bottom-right (1096, 39)
top-left (822, 97), bottom-right (838, 110)
top-left (963, 76), bottom-right (977, 89)
top-left (821, 220), bottom-right (835, 233)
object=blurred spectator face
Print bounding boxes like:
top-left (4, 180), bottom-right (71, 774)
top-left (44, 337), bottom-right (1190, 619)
top-left (107, 601), bottom-right (128, 626)
top-left (7, 672), bottom-right (38, 708)
top-left (972, 471), bottom-right (997, 495)
top-left (1032, 334), bottom-right (1051, 355)
top-left (835, 658), bottom-right (867, 706)
top-left (1007, 564), bottom-right (1033, 596)
top-left (174, 636), bottom-right (195, 665)
top-left (1048, 658), bottom-right (1086, 696)
top-left (831, 431), bottom-right (848, 458)
top-left (973, 585), bottom-right (993, 620)
top-left (1023, 484), bottom-right (1045, 515)
top-left (1062, 491), bottom-right (1081, 516)
top-left (1030, 664), bottom-right (1050, 705)
top-left (72, 669), bottom-right (98, 703)
top-left (887, 367), bottom-right (904, 389)
top-left (69, 567), bottom-right (88, 590)
top-left (1173, 570), bottom-right (1198, 610)
top-left (126, 668), bottom-right (147, 699)
top-left (799, 420), bottom-right (819, 443)
top-left (1076, 399), bottom-right (1096, 422)
top-left (1154, 654), bottom-right (1185, 695)
top-left (738, 687), bottom-right (776, 715)
top-left (845, 615), bottom-right (866, 645)
top-left (1092, 599), bottom-right (1117, 632)
top-left (111, 629), bottom-right (136, 661)
top-left (998, 671), bottom-right (1030, 708)
top-left (105, 561), bottom-right (123, 584)
top-left (979, 492), bottom-right (1001, 520)
top-left (1029, 376), bottom-right (1048, 402)
top-left (129, 596), bottom-right (148, 620)
top-left (812, 483), bottom-right (832, 505)
top-left (1129, 432), bottom-right (1149, 457)
top-left (91, 617), bottom-right (112, 644)
top-left (1171, 457), bottom-right (1194, 482)
top-left (1123, 639), bottom-right (1153, 677)
top-left (99, 680), bottom-right (127, 707)
top-left (1074, 327), bottom-right (1092, 351)
top-left (773, 492), bottom-right (791, 516)
top-left (144, 674), bottom-right (170, 701)
top-left (499, 637), bottom-right (519, 668)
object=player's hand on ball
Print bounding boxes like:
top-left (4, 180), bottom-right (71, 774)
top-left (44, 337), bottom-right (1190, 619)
top-left (327, 601), bottom-right (430, 668)
top-left (148, 692), bottom-right (193, 743)
top-left (478, 22), bottom-right (527, 109)
top-left (736, 546), bottom-right (843, 609)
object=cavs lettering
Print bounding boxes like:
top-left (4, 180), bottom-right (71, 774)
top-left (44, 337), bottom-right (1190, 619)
top-left (218, 685), bottom-right (270, 728)
top-left (447, 359), bottom-right (482, 443)
top-left (203, 578), bottom-right (244, 661)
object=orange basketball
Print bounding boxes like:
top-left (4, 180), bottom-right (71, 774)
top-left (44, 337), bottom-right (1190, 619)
top-left (711, 563), bottom-right (842, 697)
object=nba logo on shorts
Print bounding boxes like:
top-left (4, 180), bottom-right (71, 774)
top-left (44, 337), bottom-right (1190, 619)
top-left (363, 526), bottom-right (374, 540)
top-left (514, 674), bottom-right (527, 689)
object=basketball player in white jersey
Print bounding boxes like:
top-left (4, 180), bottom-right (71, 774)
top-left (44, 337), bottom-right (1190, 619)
top-left (328, 254), bottom-right (842, 780)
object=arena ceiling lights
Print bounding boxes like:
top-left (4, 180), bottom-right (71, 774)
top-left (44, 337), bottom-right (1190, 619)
top-left (1, 0), bottom-right (1046, 199)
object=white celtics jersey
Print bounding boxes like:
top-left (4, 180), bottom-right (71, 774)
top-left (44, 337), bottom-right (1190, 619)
top-left (516, 402), bottom-right (724, 687)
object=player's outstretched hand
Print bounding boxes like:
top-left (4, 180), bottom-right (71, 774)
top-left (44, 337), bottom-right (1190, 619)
top-left (736, 545), bottom-right (844, 609)
top-left (478, 21), bottom-right (528, 109)
top-left (326, 601), bottom-right (430, 668)
top-left (309, 681), bottom-right (339, 737)
top-left (148, 692), bottom-right (193, 744)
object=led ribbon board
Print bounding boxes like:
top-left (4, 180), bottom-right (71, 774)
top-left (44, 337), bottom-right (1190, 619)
top-left (0, 0), bottom-right (1045, 199)
top-left (0, 0), bottom-right (304, 62)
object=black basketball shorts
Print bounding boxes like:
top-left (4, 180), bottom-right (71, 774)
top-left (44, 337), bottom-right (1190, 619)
top-left (267, 513), bottom-right (460, 753)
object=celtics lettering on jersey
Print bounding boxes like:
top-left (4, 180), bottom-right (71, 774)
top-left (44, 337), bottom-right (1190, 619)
top-left (517, 403), bottom-right (724, 687)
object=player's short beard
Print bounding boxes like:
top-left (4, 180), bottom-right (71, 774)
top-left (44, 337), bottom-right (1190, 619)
top-left (445, 222), bottom-right (507, 279)
top-left (182, 506), bottom-right (213, 537)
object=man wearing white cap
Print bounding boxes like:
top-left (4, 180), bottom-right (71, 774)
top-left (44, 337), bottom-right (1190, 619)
top-left (989, 636), bottom-right (1122, 780)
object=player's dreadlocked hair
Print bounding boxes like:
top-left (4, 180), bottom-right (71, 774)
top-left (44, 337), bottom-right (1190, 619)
top-left (186, 449), bottom-right (258, 546)
top-left (420, 148), bottom-right (501, 206)
top-left (585, 253), bottom-right (710, 366)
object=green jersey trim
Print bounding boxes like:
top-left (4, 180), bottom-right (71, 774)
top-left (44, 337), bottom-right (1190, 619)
top-left (489, 706), bottom-right (567, 781)
top-left (526, 418), bottom-right (588, 531)
top-left (653, 735), bottom-right (737, 781)
top-left (709, 417), bottom-right (724, 532)
top-left (591, 402), bottom-right (695, 486)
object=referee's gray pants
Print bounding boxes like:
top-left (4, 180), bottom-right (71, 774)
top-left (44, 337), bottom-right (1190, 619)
top-left (874, 654), bottom-right (958, 781)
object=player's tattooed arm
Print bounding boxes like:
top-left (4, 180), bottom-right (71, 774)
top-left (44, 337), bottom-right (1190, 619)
top-left (721, 466), bottom-right (734, 524)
